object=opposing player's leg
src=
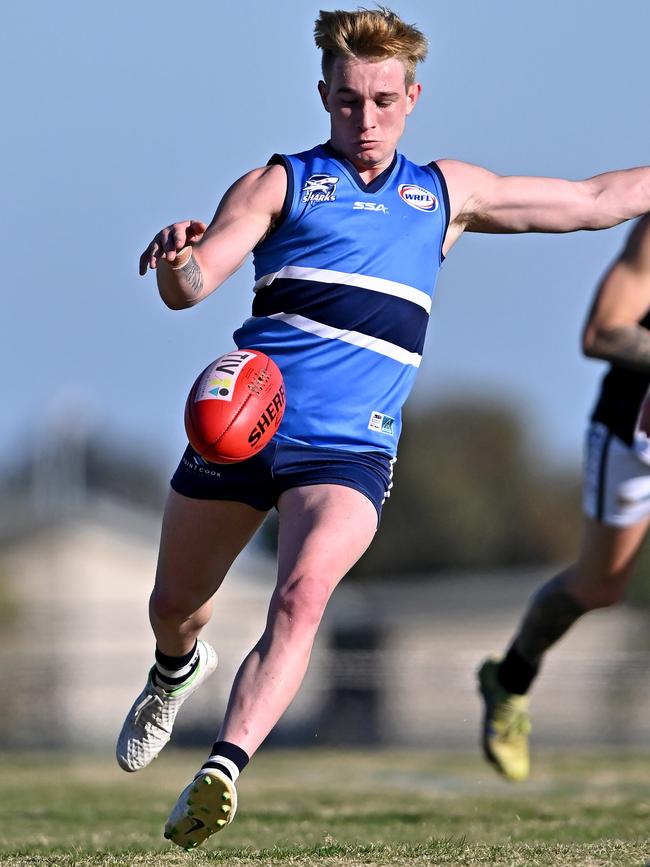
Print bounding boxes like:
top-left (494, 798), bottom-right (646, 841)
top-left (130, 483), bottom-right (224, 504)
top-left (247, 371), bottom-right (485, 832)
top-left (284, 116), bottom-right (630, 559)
top-left (479, 514), bottom-right (650, 781)
top-left (564, 514), bottom-right (650, 608)
top-left (117, 490), bottom-right (267, 772)
top-left (164, 483), bottom-right (378, 850)
top-left (479, 425), bottom-right (650, 780)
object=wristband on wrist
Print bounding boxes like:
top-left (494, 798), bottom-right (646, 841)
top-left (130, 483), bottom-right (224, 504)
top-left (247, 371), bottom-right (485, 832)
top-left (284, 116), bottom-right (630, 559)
top-left (169, 247), bottom-right (193, 269)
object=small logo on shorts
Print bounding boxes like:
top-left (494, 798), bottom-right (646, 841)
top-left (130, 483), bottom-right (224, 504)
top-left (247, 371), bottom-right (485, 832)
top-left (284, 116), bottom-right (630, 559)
top-left (183, 454), bottom-right (221, 477)
top-left (368, 411), bottom-right (395, 436)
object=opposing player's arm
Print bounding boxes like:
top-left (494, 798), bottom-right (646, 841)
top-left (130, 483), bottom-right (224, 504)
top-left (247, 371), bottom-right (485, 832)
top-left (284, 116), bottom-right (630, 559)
top-left (582, 215), bottom-right (650, 372)
top-left (139, 163), bottom-right (287, 309)
top-left (437, 159), bottom-right (650, 257)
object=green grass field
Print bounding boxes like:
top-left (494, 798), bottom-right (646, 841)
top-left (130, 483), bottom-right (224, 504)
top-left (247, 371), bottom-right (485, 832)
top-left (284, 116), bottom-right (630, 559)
top-left (1, 748), bottom-right (648, 866)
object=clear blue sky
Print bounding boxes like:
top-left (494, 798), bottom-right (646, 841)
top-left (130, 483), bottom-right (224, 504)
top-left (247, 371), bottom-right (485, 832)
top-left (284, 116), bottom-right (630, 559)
top-left (4, 0), bottom-right (650, 475)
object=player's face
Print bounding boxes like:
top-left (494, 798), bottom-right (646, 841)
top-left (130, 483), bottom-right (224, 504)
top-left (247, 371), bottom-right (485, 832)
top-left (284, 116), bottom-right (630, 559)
top-left (318, 56), bottom-right (421, 174)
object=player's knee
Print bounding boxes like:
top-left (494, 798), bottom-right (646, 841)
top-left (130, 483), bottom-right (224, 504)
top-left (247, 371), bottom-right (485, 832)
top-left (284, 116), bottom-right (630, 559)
top-left (582, 582), bottom-right (627, 610)
top-left (573, 572), bottom-right (629, 610)
top-left (273, 574), bottom-right (331, 630)
top-left (149, 587), bottom-right (203, 624)
top-left (567, 557), bottom-right (634, 610)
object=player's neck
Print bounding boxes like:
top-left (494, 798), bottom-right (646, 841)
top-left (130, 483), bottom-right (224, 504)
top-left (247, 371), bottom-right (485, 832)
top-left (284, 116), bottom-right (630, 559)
top-left (325, 140), bottom-right (396, 182)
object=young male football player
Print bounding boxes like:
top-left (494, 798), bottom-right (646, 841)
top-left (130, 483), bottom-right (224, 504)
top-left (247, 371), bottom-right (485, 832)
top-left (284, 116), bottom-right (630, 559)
top-left (121, 6), bottom-right (650, 850)
top-left (478, 214), bottom-right (650, 782)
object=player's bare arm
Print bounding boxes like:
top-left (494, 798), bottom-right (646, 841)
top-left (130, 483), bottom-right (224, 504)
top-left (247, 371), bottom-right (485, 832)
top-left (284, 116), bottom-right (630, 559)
top-left (582, 214), bottom-right (650, 372)
top-left (139, 163), bottom-right (287, 310)
top-left (438, 160), bottom-right (650, 257)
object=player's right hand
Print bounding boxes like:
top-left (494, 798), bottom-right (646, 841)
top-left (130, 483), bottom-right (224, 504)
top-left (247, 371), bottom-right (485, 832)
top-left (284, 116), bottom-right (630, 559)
top-left (139, 220), bottom-right (207, 275)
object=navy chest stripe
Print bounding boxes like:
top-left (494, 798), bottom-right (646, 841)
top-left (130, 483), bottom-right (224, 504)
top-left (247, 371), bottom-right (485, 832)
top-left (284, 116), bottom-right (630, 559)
top-left (252, 278), bottom-right (429, 355)
top-left (255, 265), bottom-right (431, 311)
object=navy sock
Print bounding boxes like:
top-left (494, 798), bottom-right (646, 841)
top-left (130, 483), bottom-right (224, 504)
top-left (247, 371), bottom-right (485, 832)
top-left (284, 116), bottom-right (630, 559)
top-left (154, 641), bottom-right (199, 691)
top-left (201, 740), bottom-right (250, 782)
top-left (497, 645), bottom-right (539, 695)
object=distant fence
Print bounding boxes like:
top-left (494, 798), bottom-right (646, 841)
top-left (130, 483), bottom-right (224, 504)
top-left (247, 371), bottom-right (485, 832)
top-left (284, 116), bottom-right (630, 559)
top-left (1, 566), bottom-right (649, 750)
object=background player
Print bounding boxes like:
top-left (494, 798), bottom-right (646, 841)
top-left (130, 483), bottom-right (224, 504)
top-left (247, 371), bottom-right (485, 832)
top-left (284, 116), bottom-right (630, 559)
top-left (479, 214), bottom-right (650, 782)
top-left (120, 7), bottom-right (650, 850)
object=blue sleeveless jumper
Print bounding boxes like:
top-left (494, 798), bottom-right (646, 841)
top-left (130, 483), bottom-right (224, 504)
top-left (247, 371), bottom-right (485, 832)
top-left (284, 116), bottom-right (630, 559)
top-left (233, 142), bottom-right (449, 458)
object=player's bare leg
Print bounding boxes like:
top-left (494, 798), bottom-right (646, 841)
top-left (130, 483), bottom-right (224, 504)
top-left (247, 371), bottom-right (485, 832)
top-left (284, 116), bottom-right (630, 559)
top-left (165, 484), bottom-right (378, 849)
top-left (117, 492), bottom-right (267, 773)
top-left (563, 515), bottom-right (650, 609)
top-left (149, 492), bottom-right (267, 655)
top-left (479, 514), bottom-right (650, 780)
top-left (218, 483), bottom-right (377, 753)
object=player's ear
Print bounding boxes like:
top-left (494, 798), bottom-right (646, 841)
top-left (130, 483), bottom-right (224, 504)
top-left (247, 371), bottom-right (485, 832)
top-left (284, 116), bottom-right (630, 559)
top-left (317, 80), bottom-right (330, 113)
top-left (405, 82), bottom-right (421, 116)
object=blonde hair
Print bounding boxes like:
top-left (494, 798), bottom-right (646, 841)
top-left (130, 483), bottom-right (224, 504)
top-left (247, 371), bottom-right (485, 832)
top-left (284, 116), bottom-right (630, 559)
top-left (314, 6), bottom-right (428, 87)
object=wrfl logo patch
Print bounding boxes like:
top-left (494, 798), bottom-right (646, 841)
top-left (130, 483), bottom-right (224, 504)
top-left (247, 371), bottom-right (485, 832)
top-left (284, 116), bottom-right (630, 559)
top-left (398, 183), bottom-right (438, 212)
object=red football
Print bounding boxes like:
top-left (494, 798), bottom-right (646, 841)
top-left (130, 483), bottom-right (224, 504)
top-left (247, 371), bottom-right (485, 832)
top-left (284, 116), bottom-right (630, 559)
top-left (184, 349), bottom-right (285, 463)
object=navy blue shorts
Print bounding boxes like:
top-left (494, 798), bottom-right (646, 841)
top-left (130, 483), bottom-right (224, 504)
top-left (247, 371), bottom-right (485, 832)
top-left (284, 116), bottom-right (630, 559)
top-left (170, 440), bottom-right (394, 523)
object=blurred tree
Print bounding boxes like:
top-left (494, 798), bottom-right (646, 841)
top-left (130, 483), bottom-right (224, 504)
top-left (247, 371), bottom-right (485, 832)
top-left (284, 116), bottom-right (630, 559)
top-left (0, 566), bottom-right (20, 628)
top-left (624, 542), bottom-right (650, 608)
top-left (1, 431), bottom-right (167, 516)
top-left (84, 435), bottom-right (168, 510)
top-left (0, 403), bottom-right (591, 584)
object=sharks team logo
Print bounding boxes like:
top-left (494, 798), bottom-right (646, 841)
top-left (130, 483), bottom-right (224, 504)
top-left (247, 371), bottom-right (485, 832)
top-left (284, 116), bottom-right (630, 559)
top-left (302, 174), bottom-right (340, 204)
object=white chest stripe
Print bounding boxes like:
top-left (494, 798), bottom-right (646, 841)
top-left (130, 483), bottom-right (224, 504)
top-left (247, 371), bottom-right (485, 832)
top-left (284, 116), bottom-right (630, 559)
top-left (268, 312), bottom-right (422, 368)
top-left (255, 265), bottom-right (432, 314)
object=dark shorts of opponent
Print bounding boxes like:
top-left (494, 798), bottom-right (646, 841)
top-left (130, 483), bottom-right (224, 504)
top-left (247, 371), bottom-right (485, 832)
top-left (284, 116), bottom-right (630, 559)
top-left (171, 440), bottom-right (394, 524)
